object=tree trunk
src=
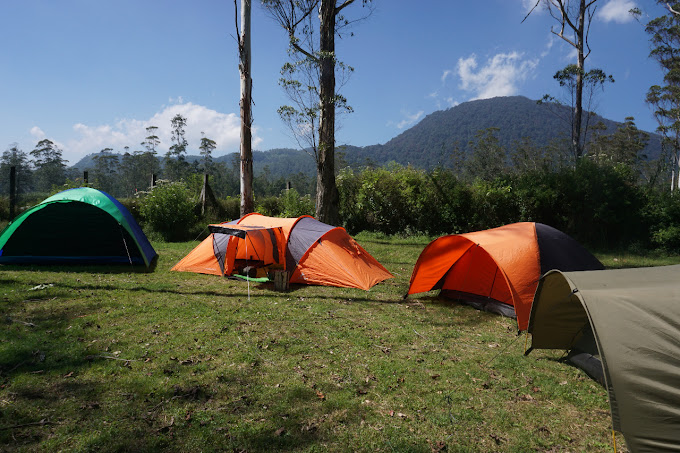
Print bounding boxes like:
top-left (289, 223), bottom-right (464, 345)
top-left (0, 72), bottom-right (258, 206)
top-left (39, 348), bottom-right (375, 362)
top-left (573, 0), bottom-right (586, 159)
top-left (239, 0), bottom-right (254, 216)
top-left (316, 0), bottom-right (340, 225)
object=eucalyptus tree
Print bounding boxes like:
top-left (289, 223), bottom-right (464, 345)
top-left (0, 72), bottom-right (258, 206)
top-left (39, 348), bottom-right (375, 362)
top-left (141, 125), bottom-right (160, 155)
top-left (235, 0), bottom-right (254, 215)
top-left (165, 114), bottom-right (190, 181)
top-left (0, 144), bottom-right (32, 194)
top-left (199, 133), bottom-right (217, 174)
top-left (261, 0), bottom-right (371, 224)
top-left (92, 148), bottom-right (120, 194)
top-left (30, 139), bottom-right (68, 192)
top-left (524, 0), bottom-right (606, 158)
top-left (645, 1), bottom-right (680, 190)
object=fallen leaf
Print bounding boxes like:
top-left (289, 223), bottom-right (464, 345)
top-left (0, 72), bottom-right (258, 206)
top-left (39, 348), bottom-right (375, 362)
top-left (275, 427), bottom-right (286, 436)
top-left (316, 391), bottom-right (325, 401)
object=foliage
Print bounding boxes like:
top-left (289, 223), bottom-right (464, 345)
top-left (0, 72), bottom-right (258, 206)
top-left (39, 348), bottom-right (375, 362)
top-left (30, 139), bottom-right (68, 192)
top-left (139, 181), bottom-right (198, 241)
top-left (279, 187), bottom-right (315, 217)
top-left (645, 2), bottom-right (680, 189)
top-left (338, 165), bottom-right (472, 236)
top-left (164, 114), bottom-right (191, 182)
top-left (0, 144), bottom-right (32, 195)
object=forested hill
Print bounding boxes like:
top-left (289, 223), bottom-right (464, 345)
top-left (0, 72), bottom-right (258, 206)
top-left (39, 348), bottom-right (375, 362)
top-left (72, 96), bottom-right (661, 177)
top-left (341, 95), bottom-right (661, 169)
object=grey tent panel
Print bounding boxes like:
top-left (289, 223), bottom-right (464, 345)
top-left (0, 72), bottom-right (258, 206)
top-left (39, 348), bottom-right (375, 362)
top-left (529, 265), bottom-right (680, 452)
top-left (213, 233), bottom-right (230, 274)
top-left (285, 217), bottom-right (334, 270)
top-left (534, 223), bottom-right (605, 275)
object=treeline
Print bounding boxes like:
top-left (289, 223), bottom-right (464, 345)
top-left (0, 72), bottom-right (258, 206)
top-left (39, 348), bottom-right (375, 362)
top-left (2, 119), bottom-right (679, 251)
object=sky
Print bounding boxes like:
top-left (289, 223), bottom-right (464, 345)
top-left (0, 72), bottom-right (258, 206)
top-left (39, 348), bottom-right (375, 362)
top-left (0, 0), bottom-right (666, 165)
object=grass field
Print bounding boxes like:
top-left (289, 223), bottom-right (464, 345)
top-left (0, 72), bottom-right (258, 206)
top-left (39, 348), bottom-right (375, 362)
top-left (2, 233), bottom-right (678, 452)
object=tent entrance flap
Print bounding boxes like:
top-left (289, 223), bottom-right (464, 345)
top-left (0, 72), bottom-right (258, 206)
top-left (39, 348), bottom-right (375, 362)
top-left (207, 223), bottom-right (286, 276)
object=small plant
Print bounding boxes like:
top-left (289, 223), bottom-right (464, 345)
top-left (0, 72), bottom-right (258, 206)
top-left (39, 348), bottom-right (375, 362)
top-left (279, 187), bottom-right (314, 218)
top-left (139, 180), bottom-right (198, 241)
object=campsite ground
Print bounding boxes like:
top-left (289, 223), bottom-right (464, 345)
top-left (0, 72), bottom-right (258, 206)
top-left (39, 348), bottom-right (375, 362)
top-left (2, 234), bottom-right (678, 452)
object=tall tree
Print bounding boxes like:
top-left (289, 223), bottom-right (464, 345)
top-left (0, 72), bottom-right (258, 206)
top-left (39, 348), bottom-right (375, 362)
top-left (30, 139), bottom-right (67, 192)
top-left (165, 114), bottom-right (190, 181)
top-left (463, 128), bottom-right (508, 181)
top-left (524, 0), bottom-right (603, 158)
top-left (92, 148), bottom-right (120, 193)
top-left (645, 1), bottom-right (680, 190)
top-left (0, 144), bottom-right (32, 194)
top-left (262, 0), bottom-right (370, 224)
top-left (141, 125), bottom-right (160, 155)
top-left (235, 0), bottom-right (254, 216)
top-left (199, 133), bottom-right (217, 174)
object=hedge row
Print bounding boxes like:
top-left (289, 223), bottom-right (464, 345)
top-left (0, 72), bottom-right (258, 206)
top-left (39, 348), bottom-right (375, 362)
top-left (4, 161), bottom-right (680, 251)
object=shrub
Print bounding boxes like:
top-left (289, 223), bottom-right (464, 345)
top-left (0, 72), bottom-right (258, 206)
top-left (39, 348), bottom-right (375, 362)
top-left (139, 181), bottom-right (198, 241)
top-left (279, 188), bottom-right (315, 218)
top-left (652, 226), bottom-right (680, 252)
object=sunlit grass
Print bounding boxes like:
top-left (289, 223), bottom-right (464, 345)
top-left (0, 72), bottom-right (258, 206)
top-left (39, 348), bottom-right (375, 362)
top-left (1, 234), bottom-right (663, 451)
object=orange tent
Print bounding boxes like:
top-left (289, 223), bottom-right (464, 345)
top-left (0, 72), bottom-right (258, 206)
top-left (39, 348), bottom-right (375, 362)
top-left (406, 222), bottom-right (603, 330)
top-left (172, 213), bottom-right (393, 290)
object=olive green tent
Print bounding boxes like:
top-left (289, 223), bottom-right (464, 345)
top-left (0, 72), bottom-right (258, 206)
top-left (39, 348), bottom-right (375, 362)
top-left (527, 264), bottom-right (680, 452)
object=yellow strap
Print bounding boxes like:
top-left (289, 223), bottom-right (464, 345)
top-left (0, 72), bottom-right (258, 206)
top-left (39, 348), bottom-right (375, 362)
top-left (612, 430), bottom-right (617, 452)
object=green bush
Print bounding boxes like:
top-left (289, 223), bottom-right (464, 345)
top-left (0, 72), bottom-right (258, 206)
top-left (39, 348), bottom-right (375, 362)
top-left (139, 181), bottom-right (198, 241)
top-left (279, 188), bottom-right (315, 218)
top-left (652, 225), bottom-right (680, 252)
top-left (255, 196), bottom-right (282, 217)
top-left (338, 165), bottom-right (473, 236)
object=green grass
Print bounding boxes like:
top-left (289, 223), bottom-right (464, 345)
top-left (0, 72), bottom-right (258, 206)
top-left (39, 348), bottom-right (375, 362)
top-left (2, 233), bottom-right (676, 452)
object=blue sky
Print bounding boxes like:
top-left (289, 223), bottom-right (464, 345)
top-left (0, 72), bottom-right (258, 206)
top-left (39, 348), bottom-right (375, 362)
top-left (0, 0), bottom-right (664, 165)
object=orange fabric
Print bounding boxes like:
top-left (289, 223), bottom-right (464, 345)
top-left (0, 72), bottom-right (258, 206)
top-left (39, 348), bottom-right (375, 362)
top-left (228, 227), bottom-right (286, 266)
top-left (236, 214), bottom-right (304, 241)
top-left (407, 235), bottom-right (476, 294)
top-left (170, 234), bottom-right (223, 275)
top-left (408, 223), bottom-right (541, 330)
top-left (442, 245), bottom-right (513, 305)
top-left (290, 228), bottom-right (393, 290)
top-left (173, 213), bottom-right (392, 290)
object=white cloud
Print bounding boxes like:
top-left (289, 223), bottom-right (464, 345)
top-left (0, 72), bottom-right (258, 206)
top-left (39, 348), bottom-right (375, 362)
top-left (457, 52), bottom-right (539, 100)
top-left (30, 126), bottom-right (46, 140)
top-left (598, 0), bottom-right (638, 24)
top-left (394, 110), bottom-right (425, 130)
top-left (540, 34), bottom-right (555, 58)
top-left (441, 69), bottom-right (452, 84)
top-left (59, 102), bottom-right (255, 163)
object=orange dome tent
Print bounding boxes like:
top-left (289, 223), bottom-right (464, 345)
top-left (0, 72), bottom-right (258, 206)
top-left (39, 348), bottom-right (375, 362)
top-left (172, 213), bottom-right (393, 290)
top-left (406, 222), bottom-right (603, 330)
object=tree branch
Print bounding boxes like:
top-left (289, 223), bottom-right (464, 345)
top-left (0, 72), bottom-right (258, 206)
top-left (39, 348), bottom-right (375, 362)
top-left (668, 2), bottom-right (680, 16)
top-left (335, 0), bottom-right (356, 15)
top-left (521, 0), bottom-right (542, 23)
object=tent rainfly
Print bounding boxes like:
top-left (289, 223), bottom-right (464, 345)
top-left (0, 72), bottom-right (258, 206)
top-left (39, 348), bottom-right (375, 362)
top-left (0, 187), bottom-right (157, 269)
top-left (527, 265), bottom-right (680, 453)
top-left (172, 213), bottom-right (393, 290)
top-left (406, 222), bottom-right (603, 330)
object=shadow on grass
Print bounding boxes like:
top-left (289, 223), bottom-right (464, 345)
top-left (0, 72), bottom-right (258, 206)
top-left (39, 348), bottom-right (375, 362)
top-left (0, 263), bottom-right (154, 274)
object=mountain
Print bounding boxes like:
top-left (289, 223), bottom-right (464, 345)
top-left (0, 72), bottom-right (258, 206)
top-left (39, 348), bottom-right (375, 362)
top-left (341, 95), bottom-right (662, 169)
top-left (71, 96), bottom-right (661, 177)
